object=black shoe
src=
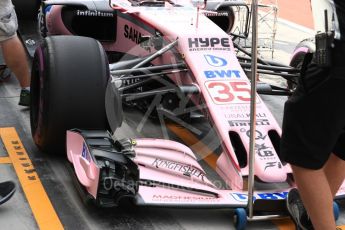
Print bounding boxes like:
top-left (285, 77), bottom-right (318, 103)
top-left (0, 65), bottom-right (11, 82)
top-left (0, 181), bottom-right (16, 205)
top-left (286, 188), bottom-right (314, 230)
top-left (18, 89), bottom-right (30, 106)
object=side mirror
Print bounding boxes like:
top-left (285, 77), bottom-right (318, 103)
top-left (205, 0), bottom-right (250, 39)
top-left (191, 0), bottom-right (207, 9)
top-left (198, 0), bottom-right (207, 9)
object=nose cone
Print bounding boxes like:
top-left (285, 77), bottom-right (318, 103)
top-left (255, 158), bottom-right (287, 183)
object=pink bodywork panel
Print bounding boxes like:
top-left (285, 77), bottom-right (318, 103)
top-left (66, 133), bottom-right (294, 206)
top-left (133, 138), bottom-right (240, 206)
top-left (108, 0), bottom-right (290, 189)
top-left (66, 130), bottom-right (100, 199)
top-left (48, 0), bottom-right (345, 207)
top-left (45, 6), bottom-right (73, 36)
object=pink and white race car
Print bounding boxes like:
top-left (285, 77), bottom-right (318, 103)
top-left (22, 0), bottom-right (343, 228)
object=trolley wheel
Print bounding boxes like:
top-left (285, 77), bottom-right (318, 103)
top-left (333, 201), bottom-right (340, 221)
top-left (234, 208), bottom-right (247, 230)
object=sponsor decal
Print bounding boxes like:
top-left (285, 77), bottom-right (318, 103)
top-left (220, 104), bottom-right (263, 112)
top-left (220, 105), bottom-right (249, 111)
top-left (188, 38), bottom-right (231, 51)
top-left (81, 142), bottom-right (90, 162)
top-left (264, 161), bottom-right (282, 171)
top-left (245, 130), bottom-right (267, 140)
top-left (124, 25), bottom-right (143, 45)
top-left (204, 54), bottom-right (227, 67)
top-left (255, 143), bottom-right (274, 158)
top-left (76, 10), bottom-right (114, 17)
top-left (205, 80), bottom-right (254, 104)
top-left (204, 70), bottom-right (240, 79)
top-left (152, 195), bottom-right (218, 202)
top-left (202, 11), bottom-right (229, 17)
top-left (224, 113), bottom-right (266, 119)
top-left (121, 77), bottom-right (141, 87)
top-left (44, 5), bottom-right (53, 13)
top-left (228, 119), bottom-right (270, 127)
top-left (152, 158), bottom-right (205, 181)
top-left (231, 191), bottom-right (288, 202)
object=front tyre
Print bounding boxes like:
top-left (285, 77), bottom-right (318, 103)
top-left (288, 38), bottom-right (315, 91)
top-left (30, 36), bottom-right (109, 154)
top-left (12, 0), bottom-right (40, 20)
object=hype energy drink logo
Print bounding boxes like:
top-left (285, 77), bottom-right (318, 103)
top-left (188, 38), bottom-right (231, 51)
top-left (231, 192), bottom-right (288, 202)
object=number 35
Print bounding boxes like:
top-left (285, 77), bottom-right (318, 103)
top-left (205, 81), bottom-right (255, 104)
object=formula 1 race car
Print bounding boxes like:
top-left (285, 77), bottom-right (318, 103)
top-left (16, 0), bottom-right (343, 228)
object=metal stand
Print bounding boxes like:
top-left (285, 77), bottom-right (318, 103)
top-left (247, 0), bottom-right (258, 220)
top-left (256, 0), bottom-right (278, 59)
top-left (236, 0), bottom-right (278, 59)
top-left (245, 1), bottom-right (288, 225)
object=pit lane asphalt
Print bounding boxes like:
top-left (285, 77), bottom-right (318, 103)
top-left (0, 19), bottom-right (344, 230)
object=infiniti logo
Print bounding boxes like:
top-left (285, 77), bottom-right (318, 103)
top-left (204, 54), bottom-right (227, 67)
top-left (76, 10), bottom-right (114, 17)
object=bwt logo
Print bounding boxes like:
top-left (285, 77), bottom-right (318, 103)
top-left (204, 54), bottom-right (227, 67)
top-left (204, 70), bottom-right (240, 78)
top-left (231, 192), bottom-right (288, 202)
top-left (188, 38), bottom-right (230, 48)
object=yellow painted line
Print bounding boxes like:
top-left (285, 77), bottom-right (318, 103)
top-left (337, 226), bottom-right (345, 230)
top-left (167, 123), bottom-right (218, 169)
top-left (0, 127), bottom-right (63, 230)
top-left (0, 156), bottom-right (12, 164)
top-left (272, 219), bottom-right (295, 230)
top-left (167, 123), bottom-right (298, 230)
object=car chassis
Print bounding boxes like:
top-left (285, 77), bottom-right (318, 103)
top-left (13, 0), bottom-right (345, 228)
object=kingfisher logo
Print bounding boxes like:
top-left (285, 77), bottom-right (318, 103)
top-left (152, 158), bottom-right (205, 181)
top-left (204, 55), bottom-right (227, 67)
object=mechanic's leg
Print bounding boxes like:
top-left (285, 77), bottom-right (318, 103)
top-left (292, 165), bottom-right (336, 230)
top-left (324, 153), bottom-right (345, 197)
top-left (1, 36), bottom-right (30, 88)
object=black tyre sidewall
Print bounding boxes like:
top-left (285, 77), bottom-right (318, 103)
top-left (288, 39), bottom-right (315, 90)
top-left (30, 36), bottom-right (109, 154)
top-left (290, 38), bottom-right (315, 68)
top-left (12, 0), bottom-right (40, 20)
